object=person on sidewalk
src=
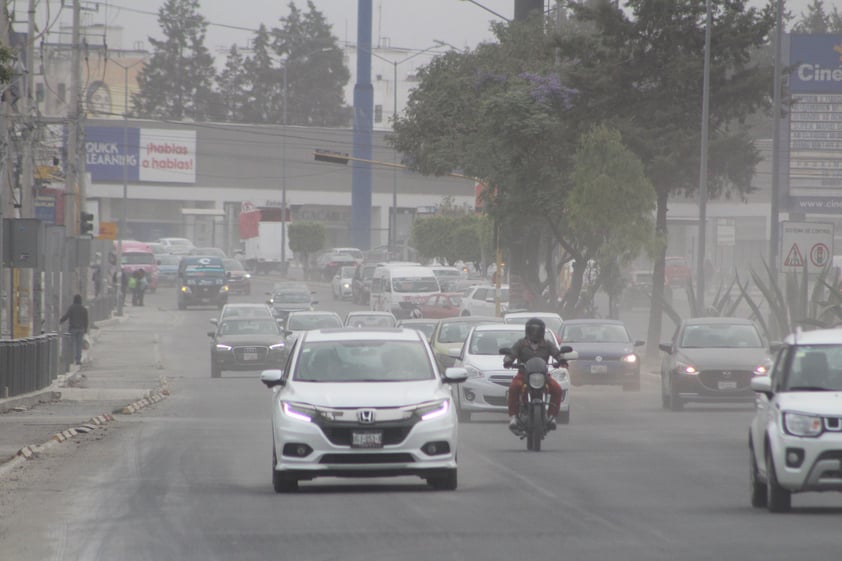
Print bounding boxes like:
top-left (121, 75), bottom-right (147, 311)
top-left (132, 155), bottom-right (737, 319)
top-left (60, 294), bottom-right (89, 365)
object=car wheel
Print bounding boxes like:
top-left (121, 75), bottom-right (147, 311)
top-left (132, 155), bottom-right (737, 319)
top-left (749, 439), bottom-right (767, 508)
top-left (668, 377), bottom-right (683, 411)
top-left (461, 310), bottom-right (471, 317)
top-left (272, 446), bottom-right (298, 493)
top-left (765, 447), bottom-right (791, 513)
top-left (661, 374), bottom-right (670, 409)
top-left (427, 468), bottom-right (457, 490)
top-left (622, 377), bottom-right (641, 392)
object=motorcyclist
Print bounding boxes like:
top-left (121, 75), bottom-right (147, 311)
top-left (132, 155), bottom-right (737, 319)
top-left (503, 317), bottom-right (565, 433)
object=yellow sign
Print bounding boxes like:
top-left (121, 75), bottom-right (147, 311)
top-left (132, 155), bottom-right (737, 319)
top-left (98, 221), bottom-right (118, 240)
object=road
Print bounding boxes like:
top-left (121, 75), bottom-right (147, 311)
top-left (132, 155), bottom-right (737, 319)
top-left (1, 277), bottom-right (840, 561)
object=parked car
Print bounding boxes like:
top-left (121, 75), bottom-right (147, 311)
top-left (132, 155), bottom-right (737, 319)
top-left (429, 316), bottom-right (497, 370)
top-left (352, 263), bottom-right (378, 305)
top-left (332, 265), bottom-right (356, 300)
top-left (450, 323), bottom-right (572, 423)
top-left (344, 311), bottom-right (397, 328)
top-left (748, 328), bottom-right (842, 512)
top-left (665, 256), bottom-right (692, 287)
top-left (396, 319), bottom-right (439, 340)
top-left (460, 285), bottom-right (509, 317)
top-left (208, 316), bottom-right (286, 378)
top-left (557, 319), bottom-right (644, 391)
top-left (223, 258), bottom-right (251, 295)
top-left (259, 327), bottom-right (467, 491)
top-left (409, 293), bottom-right (464, 319)
top-left (659, 317), bottom-right (772, 410)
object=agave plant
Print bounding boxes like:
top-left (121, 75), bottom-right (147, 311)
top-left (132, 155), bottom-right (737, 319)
top-left (658, 275), bottom-right (745, 326)
top-left (737, 260), bottom-right (842, 341)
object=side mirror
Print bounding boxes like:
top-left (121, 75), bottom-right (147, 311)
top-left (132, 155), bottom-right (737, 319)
top-left (447, 347), bottom-right (462, 359)
top-left (634, 340), bottom-right (645, 347)
top-left (207, 331), bottom-right (215, 338)
top-left (559, 345), bottom-right (573, 354)
top-left (750, 375), bottom-right (772, 396)
top-left (485, 297), bottom-right (495, 303)
top-left (209, 318), bottom-right (218, 325)
top-left (260, 369), bottom-right (285, 388)
top-left (658, 342), bottom-right (672, 353)
top-left (443, 367), bottom-right (468, 384)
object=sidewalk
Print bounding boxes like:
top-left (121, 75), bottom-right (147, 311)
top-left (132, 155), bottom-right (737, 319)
top-left (0, 303), bottom-right (174, 477)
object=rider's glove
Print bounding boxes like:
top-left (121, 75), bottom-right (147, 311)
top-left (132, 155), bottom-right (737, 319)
top-left (503, 359), bottom-right (513, 369)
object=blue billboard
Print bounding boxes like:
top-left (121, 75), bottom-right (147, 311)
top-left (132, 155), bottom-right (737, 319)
top-left (790, 34), bottom-right (842, 93)
top-left (84, 126), bottom-right (140, 182)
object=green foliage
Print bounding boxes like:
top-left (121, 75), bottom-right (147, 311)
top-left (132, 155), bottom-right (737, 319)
top-left (411, 214), bottom-right (489, 266)
top-left (288, 222), bottom-right (325, 267)
top-left (133, 0), bottom-right (218, 121)
top-left (0, 45), bottom-right (13, 85)
top-left (217, 45), bottom-right (249, 122)
top-left (793, 0), bottom-right (842, 33)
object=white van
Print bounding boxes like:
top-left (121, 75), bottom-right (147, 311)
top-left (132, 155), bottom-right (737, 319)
top-left (370, 265), bottom-right (441, 318)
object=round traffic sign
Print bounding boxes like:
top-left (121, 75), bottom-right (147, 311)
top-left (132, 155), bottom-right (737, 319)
top-left (810, 242), bottom-right (830, 268)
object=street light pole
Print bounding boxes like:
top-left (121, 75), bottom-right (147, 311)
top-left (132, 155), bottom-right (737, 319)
top-left (695, 0), bottom-right (712, 312)
top-left (281, 63), bottom-right (288, 277)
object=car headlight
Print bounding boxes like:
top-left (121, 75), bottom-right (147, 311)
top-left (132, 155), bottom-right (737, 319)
top-left (415, 399), bottom-right (450, 421)
top-left (465, 365), bottom-right (483, 378)
top-left (215, 344), bottom-right (232, 351)
top-left (180, 286), bottom-right (191, 293)
top-left (282, 401), bottom-right (316, 423)
top-left (783, 412), bottom-right (823, 437)
top-left (675, 360), bottom-right (698, 375)
top-left (221, 285), bottom-right (229, 292)
top-left (245, 273), bottom-right (251, 279)
top-left (754, 360), bottom-right (773, 376)
top-left (343, 282), bottom-right (351, 288)
top-left (622, 353), bottom-right (638, 363)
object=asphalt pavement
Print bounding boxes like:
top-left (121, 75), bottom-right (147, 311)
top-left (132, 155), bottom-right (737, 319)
top-left (0, 300), bottom-right (173, 476)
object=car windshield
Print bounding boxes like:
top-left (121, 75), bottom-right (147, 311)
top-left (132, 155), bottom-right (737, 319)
top-left (222, 306), bottom-right (271, 319)
top-left (218, 319), bottom-right (279, 336)
top-left (294, 340), bottom-right (434, 382)
top-left (287, 314), bottom-right (342, 331)
top-left (392, 277), bottom-right (439, 293)
top-left (783, 345), bottom-right (842, 391)
top-left (337, 249), bottom-right (363, 260)
top-left (274, 291), bottom-right (310, 303)
top-left (561, 324), bottom-right (630, 343)
top-left (437, 320), bottom-right (490, 343)
top-left (166, 239), bottom-right (192, 247)
top-left (347, 315), bottom-right (396, 328)
top-left (185, 264), bottom-right (224, 274)
top-left (507, 316), bottom-right (563, 333)
top-left (340, 266), bottom-right (356, 277)
top-left (679, 323), bottom-right (762, 348)
top-left (122, 253), bottom-right (155, 265)
top-left (469, 329), bottom-right (523, 355)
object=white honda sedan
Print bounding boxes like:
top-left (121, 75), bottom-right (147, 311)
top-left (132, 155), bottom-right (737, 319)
top-left (260, 327), bottom-right (468, 492)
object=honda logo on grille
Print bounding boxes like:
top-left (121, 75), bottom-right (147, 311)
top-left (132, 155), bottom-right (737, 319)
top-left (722, 371), bottom-right (732, 378)
top-left (358, 409), bottom-right (376, 424)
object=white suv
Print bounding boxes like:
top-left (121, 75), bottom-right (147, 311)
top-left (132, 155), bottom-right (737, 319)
top-left (749, 328), bottom-right (842, 512)
top-left (460, 285), bottom-right (509, 317)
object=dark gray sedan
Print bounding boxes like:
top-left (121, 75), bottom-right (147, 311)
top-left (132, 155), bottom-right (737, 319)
top-left (208, 317), bottom-right (287, 378)
top-left (659, 317), bottom-right (772, 411)
top-left (558, 319), bottom-right (644, 391)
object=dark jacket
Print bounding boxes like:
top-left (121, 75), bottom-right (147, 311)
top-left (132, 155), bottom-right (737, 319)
top-left (60, 303), bottom-right (88, 332)
top-left (504, 337), bottom-right (561, 368)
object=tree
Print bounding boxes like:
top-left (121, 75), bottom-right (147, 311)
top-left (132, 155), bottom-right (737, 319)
top-left (272, 1), bottom-right (350, 126)
top-left (558, 0), bottom-right (774, 357)
top-left (242, 24), bottom-right (281, 123)
top-left (793, 0), bottom-right (842, 33)
top-left (288, 221), bottom-right (325, 276)
top-left (411, 213), bottom-right (489, 266)
top-left (133, 0), bottom-right (218, 121)
top-left (216, 45), bottom-right (249, 122)
top-left (565, 125), bottom-right (657, 318)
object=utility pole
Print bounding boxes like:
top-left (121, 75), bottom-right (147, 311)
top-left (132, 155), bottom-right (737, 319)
top-left (19, 0), bottom-right (37, 335)
top-left (0, 0), bottom-right (9, 338)
top-left (65, 0), bottom-right (83, 301)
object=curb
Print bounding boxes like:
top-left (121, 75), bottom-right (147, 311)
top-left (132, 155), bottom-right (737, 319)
top-left (0, 378), bottom-right (171, 479)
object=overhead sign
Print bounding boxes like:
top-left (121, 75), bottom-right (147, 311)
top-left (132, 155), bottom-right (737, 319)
top-left (84, 126), bottom-right (196, 184)
top-left (780, 221), bottom-right (834, 273)
top-left (787, 34), bottom-right (842, 211)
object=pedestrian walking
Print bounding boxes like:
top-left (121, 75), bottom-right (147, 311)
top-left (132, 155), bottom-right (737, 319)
top-left (60, 294), bottom-right (88, 365)
top-left (136, 269), bottom-right (148, 306)
top-left (128, 270), bottom-right (138, 305)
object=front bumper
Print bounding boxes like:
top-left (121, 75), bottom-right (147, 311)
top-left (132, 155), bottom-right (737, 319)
top-left (569, 359), bottom-right (639, 385)
top-left (769, 431), bottom-right (842, 492)
top-left (272, 409), bottom-right (458, 479)
top-left (212, 348), bottom-right (284, 371)
top-left (672, 369), bottom-right (755, 402)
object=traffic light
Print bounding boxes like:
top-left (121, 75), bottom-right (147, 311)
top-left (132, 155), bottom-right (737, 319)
top-left (80, 211), bottom-right (94, 235)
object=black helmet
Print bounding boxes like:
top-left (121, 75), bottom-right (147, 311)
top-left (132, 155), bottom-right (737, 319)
top-left (525, 318), bottom-right (545, 343)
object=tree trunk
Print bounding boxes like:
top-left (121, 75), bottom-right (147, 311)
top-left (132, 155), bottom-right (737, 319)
top-left (646, 190), bottom-right (669, 362)
top-left (562, 260), bottom-right (587, 318)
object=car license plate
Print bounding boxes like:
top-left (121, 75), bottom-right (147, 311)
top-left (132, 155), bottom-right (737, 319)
top-left (590, 364), bottom-right (608, 374)
top-left (352, 431), bottom-right (383, 448)
top-left (201, 297), bottom-right (210, 303)
top-left (718, 380), bottom-right (738, 390)
top-left (243, 352), bottom-right (258, 361)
